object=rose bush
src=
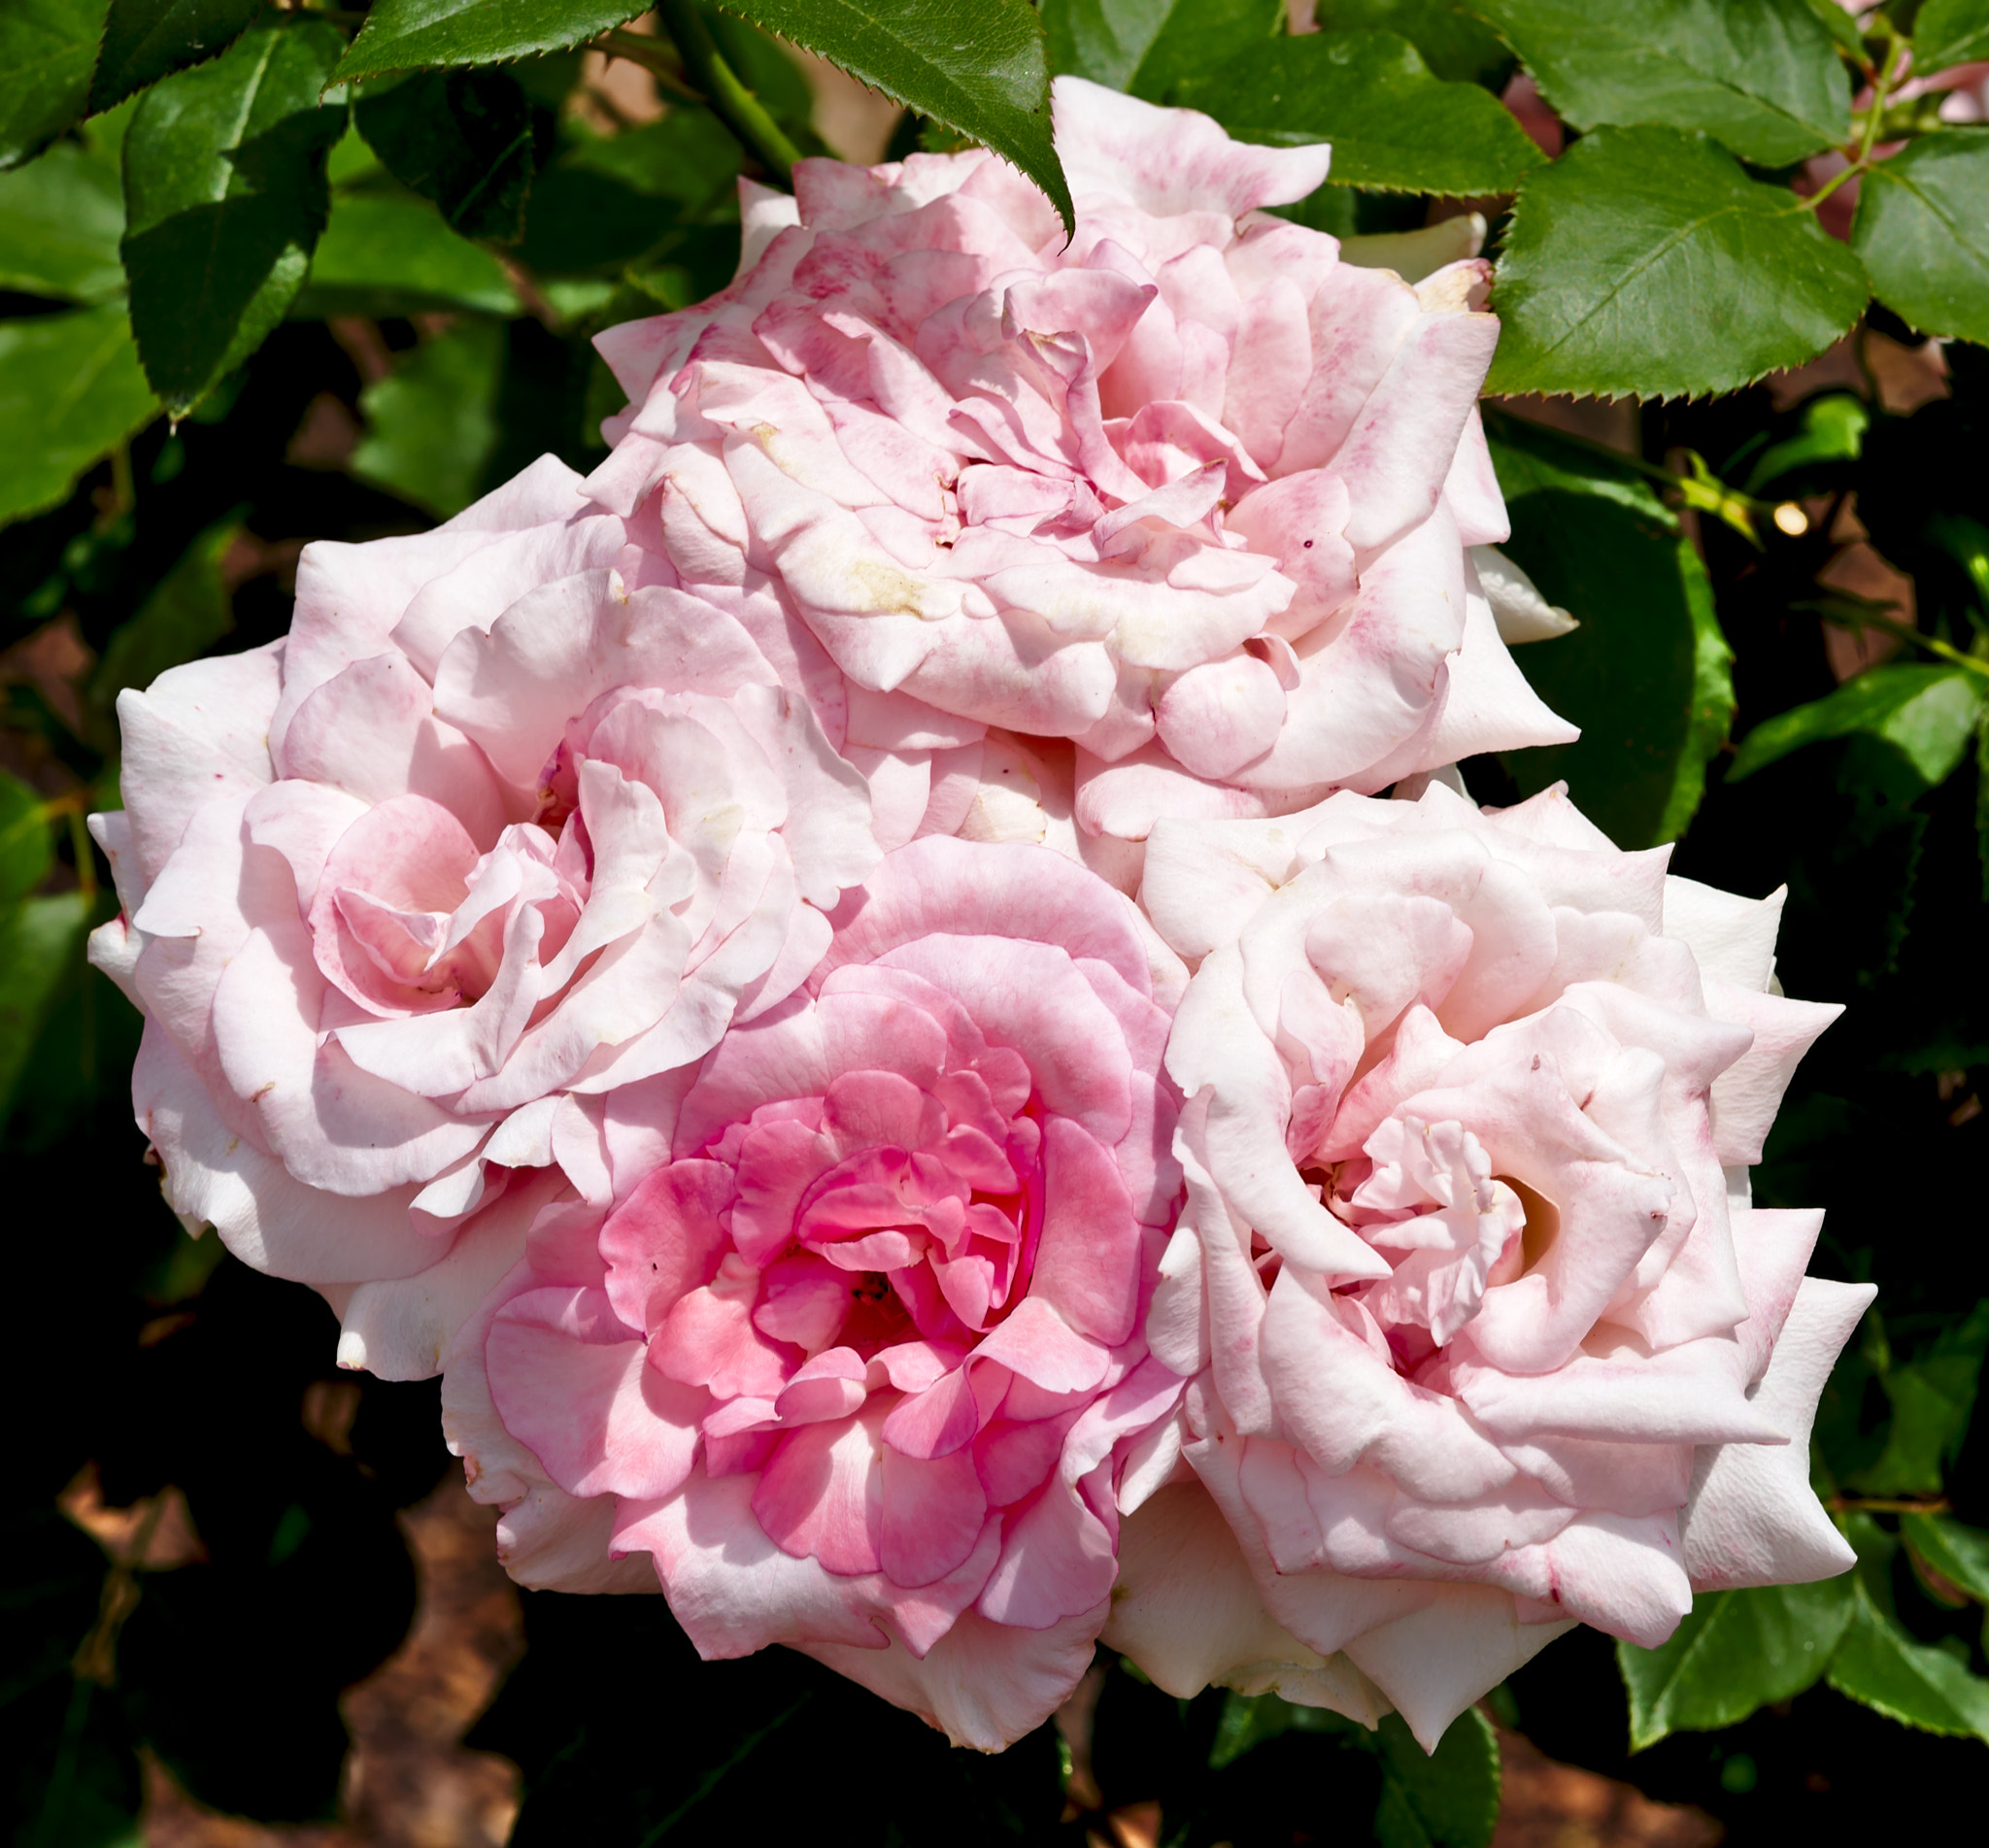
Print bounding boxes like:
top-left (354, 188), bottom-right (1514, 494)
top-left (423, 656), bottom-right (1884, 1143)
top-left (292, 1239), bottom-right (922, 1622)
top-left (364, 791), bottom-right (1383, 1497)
top-left (1103, 781), bottom-right (1871, 1748)
top-left (584, 77), bottom-right (1572, 863)
top-left (443, 836), bottom-right (1189, 1747)
top-left (85, 457), bottom-right (880, 1376)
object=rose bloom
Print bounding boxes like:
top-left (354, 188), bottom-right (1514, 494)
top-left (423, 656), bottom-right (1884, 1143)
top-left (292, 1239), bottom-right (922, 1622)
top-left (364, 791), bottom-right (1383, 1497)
top-left (443, 837), bottom-right (1190, 1747)
top-left (583, 77), bottom-right (1571, 864)
top-left (87, 458), bottom-right (879, 1375)
top-left (1103, 781), bottom-right (1871, 1748)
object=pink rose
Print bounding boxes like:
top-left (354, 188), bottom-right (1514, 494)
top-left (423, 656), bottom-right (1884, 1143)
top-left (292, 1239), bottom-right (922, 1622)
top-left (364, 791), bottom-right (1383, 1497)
top-left (444, 837), bottom-right (1189, 1747)
top-left (86, 457), bottom-right (879, 1377)
top-left (584, 77), bottom-right (1571, 859)
top-left (1105, 782), bottom-right (1871, 1748)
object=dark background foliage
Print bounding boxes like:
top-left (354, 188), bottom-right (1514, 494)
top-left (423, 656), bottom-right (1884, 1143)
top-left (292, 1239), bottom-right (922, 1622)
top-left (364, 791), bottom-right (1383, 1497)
top-left (4, 1), bottom-right (1988, 1842)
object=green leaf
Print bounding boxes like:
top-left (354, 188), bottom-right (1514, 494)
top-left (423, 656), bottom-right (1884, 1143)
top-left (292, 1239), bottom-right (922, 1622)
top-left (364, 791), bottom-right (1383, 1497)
top-left (1314, 0), bottom-right (1515, 87)
top-left (1912, 0), bottom-right (1989, 74)
top-left (1803, 0), bottom-right (1866, 58)
top-left (1042, 0), bottom-right (1282, 101)
top-left (0, 772), bottom-right (54, 907)
top-left (350, 320), bottom-right (506, 517)
top-left (119, 15), bottom-right (349, 415)
top-left (87, 515), bottom-right (240, 734)
top-left (354, 67), bottom-right (536, 242)
top-left (1737, 389), bottom-right (1868, 496)
top-left (1845, 1299), bottom-right (1989, 1497)
top-left (1852, 130), bottom-right (1989, 347)
top-left (333, 0), bottom-right (648, 82)
top-left (1488, 417), bottom-right (1734, 849)
top-left (1728, 663), bottom-right (1985, 789)
top-left (1485, 124), bottom-right (1870, 400)
top-left (0, 140), bottom-right (127, 302)
top-left (0, 891), bottom-right (93, 1125)
top-left (1617, 1579), bottom-right (1856, 1750)
top-left (1206, 1690), bottom-right (1353, 1769)
top-left (292, 190), bottom-right (523, 317)
top-left (87, 0), bottom-right (265, 115)
top-left (0, 305), bottom-right (158, 528)
top-left (1373, 1708), bottom-right (1500, 1848)
top-left (1903, 1513), bottom-right (1989, 1604)
top-left (0, 0), bottom-right (111, 170)
top-left (1470, 0), bottom-right (1850, 167)
top-left (558, 109), bottom-right (742, 212)
top-left (717, 0), bottom-right (1072, 232)
top-left (1174, 30), bottom-right (1541, 192)
top-left (1828, 1578), bottom-right (1989, 1742)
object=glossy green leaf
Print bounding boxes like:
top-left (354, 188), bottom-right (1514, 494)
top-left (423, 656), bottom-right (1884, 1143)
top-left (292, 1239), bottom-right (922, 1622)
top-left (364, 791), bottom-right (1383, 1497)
top-left (1486, 125), bottom-right (1870, 400)
top-left (1174, 31), bottom-right (1541, 193)
top-left (1489, 417), bottom-right (1735, 848)
top-left (350, 320), bottom-right (505, 518)
top-left (120, 16), bottom-right (348, 414)
top-left (1903, 1514), bottom-right (1989, 1604)
top-left (558, 109), bottom-right (741, 212)
top-left (1728, 663), bottom-right (1985, 789)
top-left (1206, 1690), bottom-right (1352, 1769)
top-left (354, 67), bottom-right (536, 243)
top-left (0, 772), bottom-right (54, 907)
top-left (334, 0), bottom-right (647, 81)
top-left (88, 0), bottom-right (265, 114)
top-left (1828, 1580), bottom-right (1989, 1742)
top-left (1738, 390), bottom-right (1868, 496)
top-left (0, 891), bottom-right (93, 1125)
top-left (718, 0), bottom-right (1071, 231)
top-left (1373, 1709), bottom-right (1500, 1848)
top-left (1314, 0), bottom-right (1514, 87)
top-left (1042, 0), bottom-right (1282, 101)
top-left (0, 305), bottom-right (158, 527)
top-left (87, 516), bottom-right (240, 730)
top-left (1803, 0), bottom-right (1866, 58)
top-left (0, 140), bottom-right (127, 302)
top-left (1852, 130), bottom-right (1989, 347)
top-left (1913, 0), bottom-right (1989, 74)
top-left (0, 0), bottom-right (110, 170)
top-left (1471, 0), bottom-right (1850, 167)
top-left (292, 191), bottom-right (523, 318)
top-left (1845, 1299), bottom-right (1989, 1497)
top-left (1618, 1579), bottom-right (1855, 1750)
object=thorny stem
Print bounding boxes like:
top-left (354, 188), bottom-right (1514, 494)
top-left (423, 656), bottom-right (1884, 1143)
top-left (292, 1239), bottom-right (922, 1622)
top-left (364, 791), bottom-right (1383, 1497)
top-left (1797, 26), bottom-right (1914, 215)
top-left (1477, 405), bottom-right (1769, 535)
top-left (649, 0), bottom-right (804, 181)
top-left (1805, 595), bottom-right (1989, 682)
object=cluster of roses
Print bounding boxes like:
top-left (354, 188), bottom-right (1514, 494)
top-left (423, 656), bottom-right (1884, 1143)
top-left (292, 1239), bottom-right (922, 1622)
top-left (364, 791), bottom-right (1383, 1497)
top-left (89, 82), bottom-right (1870, 1753)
